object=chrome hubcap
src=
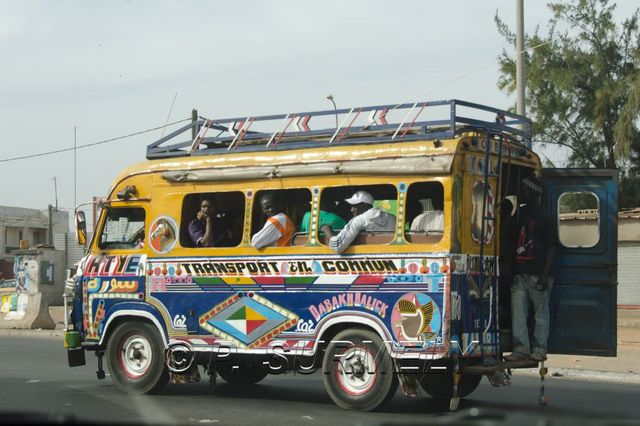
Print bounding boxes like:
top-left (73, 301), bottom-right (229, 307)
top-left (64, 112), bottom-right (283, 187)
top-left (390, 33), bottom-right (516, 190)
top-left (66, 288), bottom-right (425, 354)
top-left (121, 335), bottom-right (152, 378)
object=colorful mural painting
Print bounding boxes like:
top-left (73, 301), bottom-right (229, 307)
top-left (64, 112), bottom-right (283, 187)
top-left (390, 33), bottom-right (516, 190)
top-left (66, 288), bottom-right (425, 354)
top-left (149, 216), bottom-right (178, 254)
top-left (199, 293), bottom-right (298, 348)
top-left (391, 292), bottom-right (442, 344)
top-left (14, 255), bottom-right (38, 294)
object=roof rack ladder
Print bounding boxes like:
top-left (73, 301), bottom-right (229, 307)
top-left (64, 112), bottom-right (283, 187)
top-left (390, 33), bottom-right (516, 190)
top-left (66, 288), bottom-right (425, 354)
top-left (227, 117), bottom-right (255, 151)
top-left (266, 114), bottom-right (296, 147)
top-left (477, 116), bottom-right (505, 361)
top-left (329, 108), bottom-right (361, 144)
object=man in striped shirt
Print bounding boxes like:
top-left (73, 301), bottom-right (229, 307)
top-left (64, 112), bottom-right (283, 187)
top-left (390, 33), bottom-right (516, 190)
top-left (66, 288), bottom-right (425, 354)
top-left (251, 193), bottom-right (295, 249)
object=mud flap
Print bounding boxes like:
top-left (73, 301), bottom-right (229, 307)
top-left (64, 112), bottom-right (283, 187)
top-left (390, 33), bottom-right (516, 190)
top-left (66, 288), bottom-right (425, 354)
top-left (67, 348), bottom-right (86, 367)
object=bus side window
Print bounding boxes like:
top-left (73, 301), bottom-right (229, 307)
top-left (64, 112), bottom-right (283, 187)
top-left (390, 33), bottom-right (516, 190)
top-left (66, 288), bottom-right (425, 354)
top-left (251, 188), bottom-right (311, 248)
top-left (180, 191), bottom-right (245, 248)
top-left (98, 207), bottom-right (146, 250)
top-left (404, 181), bottom-right (444, 244)
top-left (319, 184), bottom-right (397, 248)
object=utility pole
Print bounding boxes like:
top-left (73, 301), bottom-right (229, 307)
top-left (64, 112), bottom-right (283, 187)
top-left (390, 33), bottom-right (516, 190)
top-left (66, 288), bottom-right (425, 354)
top-left (48, 204), bottom-right (54, 246)
top-left (52, 176), bottom-right (58, 211)
top-left (74, 126), bottom-right (77, 210)
top-left (516, 0), bottom-right (526, 119)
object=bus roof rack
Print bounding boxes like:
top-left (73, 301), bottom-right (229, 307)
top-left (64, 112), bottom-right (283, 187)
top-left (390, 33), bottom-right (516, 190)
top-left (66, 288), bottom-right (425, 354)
top-left (146, 99), bottom-right (532, 159)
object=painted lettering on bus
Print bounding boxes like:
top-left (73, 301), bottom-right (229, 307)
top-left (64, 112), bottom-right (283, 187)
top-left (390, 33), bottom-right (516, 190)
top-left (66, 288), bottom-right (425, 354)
top-left (320, 259), bottom-right (397, 274)
top-left (182, 261), bottom-right (280, 276)
top-left (84, 255), bottom-right (141, 277)
top-left (308, 292), bottom-right (388, 321)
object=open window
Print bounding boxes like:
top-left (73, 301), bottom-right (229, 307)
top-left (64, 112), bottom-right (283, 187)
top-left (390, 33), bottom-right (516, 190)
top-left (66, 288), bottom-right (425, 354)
top-left (98, 207), bottom-right (145, 250)
top-left (251, 188), bottom-right (311, 248)
top-left (558, 191), bottom-right (600, 248)
top-left (318, 184), bottom-right (397, 247)
top-left (180, 192), bottom-right (245, 248)
top-left (404, 181), bottom-right (444, 244)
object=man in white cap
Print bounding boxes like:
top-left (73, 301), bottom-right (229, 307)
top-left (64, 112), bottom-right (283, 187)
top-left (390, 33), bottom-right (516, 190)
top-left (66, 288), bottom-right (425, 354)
top-left (328, 190), bottom-right (396, 254)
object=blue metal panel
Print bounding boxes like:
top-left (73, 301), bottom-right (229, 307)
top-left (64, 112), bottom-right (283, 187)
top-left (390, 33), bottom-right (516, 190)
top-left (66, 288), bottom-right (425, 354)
top-left (543, 169), bottom-right (617, 356)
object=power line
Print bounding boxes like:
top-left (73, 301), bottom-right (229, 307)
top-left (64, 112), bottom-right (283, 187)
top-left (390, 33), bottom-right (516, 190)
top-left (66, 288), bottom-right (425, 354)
top-left (0, 117), bottom-right (191, 164)
top-left (398, 39), bottom-right (553, 107)
top-left (0, 39), bottom-right (554, 166)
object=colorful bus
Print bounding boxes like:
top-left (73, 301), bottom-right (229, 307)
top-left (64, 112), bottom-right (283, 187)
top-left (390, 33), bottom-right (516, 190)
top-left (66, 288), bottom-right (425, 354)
top-left (64, 100), bottom-right (617, 411)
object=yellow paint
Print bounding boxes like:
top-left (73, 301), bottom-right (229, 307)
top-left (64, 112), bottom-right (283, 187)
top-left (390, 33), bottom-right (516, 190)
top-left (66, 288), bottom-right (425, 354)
top-left (221, 276), bottom-right (256, 286)
top-left (87, 134), bottom-right (541, 260)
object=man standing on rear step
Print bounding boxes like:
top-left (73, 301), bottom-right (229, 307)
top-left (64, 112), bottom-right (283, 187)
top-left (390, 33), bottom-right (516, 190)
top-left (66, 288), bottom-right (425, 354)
top-left (505, 175), bottom-right (557, 363)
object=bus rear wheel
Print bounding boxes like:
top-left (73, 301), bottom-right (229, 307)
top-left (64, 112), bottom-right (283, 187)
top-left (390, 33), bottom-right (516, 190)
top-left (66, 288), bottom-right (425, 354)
top-left (322, 328), bottom-right (398, 411)
top-left (106, 321), bottom-right (169, 394)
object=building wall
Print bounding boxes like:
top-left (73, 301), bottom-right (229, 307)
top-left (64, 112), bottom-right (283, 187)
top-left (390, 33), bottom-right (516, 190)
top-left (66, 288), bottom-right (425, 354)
top-left (620, 219), bottom-right (640, 242)
top-left (618, 242), bottom-right (640, 306)
top-left (0, 206), bottom-right (69, 261)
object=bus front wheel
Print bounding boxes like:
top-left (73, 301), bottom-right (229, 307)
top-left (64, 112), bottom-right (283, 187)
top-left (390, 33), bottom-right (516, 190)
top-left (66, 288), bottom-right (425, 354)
top-left (106, 321), bottom-right (169, 394)
top-left (322, 328), bottom-right (398, 411)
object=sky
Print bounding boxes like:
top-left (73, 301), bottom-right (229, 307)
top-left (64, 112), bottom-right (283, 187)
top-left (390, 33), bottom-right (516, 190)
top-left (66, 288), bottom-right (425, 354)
top-left (0, 0), bottom-right (636, 218)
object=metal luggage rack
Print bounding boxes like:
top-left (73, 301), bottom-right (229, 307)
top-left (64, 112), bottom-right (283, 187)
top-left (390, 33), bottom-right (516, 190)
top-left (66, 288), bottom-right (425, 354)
top-left (146, 99), bottom-right (532, 159)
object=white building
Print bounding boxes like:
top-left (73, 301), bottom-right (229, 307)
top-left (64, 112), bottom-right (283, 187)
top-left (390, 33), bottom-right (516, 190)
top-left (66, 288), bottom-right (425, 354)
top-left (0, 206), bottom-right (69, 263)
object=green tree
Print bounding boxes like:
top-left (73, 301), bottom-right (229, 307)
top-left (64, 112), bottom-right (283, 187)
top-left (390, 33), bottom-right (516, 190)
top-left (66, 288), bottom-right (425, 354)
top-left (495, 0), bottom-right (640, 185)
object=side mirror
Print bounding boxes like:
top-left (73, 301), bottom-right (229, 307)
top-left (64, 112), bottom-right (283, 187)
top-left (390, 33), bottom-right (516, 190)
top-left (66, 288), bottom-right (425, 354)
top-left (76, 211), bottom-right (87, 247)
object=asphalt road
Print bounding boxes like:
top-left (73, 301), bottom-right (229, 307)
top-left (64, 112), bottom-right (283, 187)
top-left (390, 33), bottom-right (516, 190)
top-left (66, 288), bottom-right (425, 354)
top-left (1, 336), bottom-right (639, 425)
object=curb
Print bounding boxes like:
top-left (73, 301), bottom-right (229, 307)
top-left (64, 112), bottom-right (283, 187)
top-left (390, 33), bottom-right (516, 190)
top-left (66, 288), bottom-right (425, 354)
top-left (515, 367), bottom-right (640, 385)
top-left (0, 328), bottom-right (64, 338)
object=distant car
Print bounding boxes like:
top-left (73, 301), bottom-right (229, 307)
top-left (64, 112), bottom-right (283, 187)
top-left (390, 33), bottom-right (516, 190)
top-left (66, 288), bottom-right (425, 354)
top-left (0, 279), bottom-right (17, 292)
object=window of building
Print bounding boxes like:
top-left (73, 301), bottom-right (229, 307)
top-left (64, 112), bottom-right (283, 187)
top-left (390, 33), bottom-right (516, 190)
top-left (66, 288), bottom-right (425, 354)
top-left (33, 230), bottom-right (45, 245)
top-left (558, 191), bottom-right (600, 248)
top-left (180, 192), bottom-right (245, 248)
top-left (251, 188), bottom-right (311, 248)
top-left (98, 207), bottom-right (145, 250)
top-left (317, 184), bottom-right (397, 248)
top-left (404, 181), bottom-right (444, 243)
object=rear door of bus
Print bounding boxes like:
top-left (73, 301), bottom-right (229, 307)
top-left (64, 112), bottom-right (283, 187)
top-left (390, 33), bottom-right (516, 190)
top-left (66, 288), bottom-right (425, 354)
top-left (543, 169), bottom-right (617, 356)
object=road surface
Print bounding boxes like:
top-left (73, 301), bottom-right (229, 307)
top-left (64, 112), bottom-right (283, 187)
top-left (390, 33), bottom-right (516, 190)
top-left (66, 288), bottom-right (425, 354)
top-left (1, 336), bottom-right (639, 425)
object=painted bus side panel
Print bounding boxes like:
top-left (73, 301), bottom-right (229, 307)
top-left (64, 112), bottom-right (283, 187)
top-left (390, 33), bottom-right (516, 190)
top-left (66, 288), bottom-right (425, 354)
top-left (76, 253), bottom-right (497, 360)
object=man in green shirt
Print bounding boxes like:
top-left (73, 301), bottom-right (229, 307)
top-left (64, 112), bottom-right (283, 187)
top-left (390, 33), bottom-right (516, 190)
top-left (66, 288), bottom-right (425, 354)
top-left (299, 200), bottom-right (347, 236)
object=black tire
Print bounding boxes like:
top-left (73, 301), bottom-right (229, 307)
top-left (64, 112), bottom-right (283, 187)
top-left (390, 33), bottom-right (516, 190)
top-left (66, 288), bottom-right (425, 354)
top-left (322, 328), bottom-right (398, 411)
top-left (216, 359), bottom-right (268, 386)
top-left (106, 321), bottom-right (169, 394)
top-left (419, 363), bottom-right (482, 399)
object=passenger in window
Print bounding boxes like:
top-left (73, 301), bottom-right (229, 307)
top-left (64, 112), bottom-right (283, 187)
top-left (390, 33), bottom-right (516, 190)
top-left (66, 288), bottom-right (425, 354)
top-left (410, 198), bottom-right (444, 233)
top-left (188, 198), bottom-right (225, 247)
top-left (251, 193), bottom-right (295, 248)
top-left (299, 198), bottom-right (347, 238)
top-left (505, 175), bottom-right (557, 363)
top-left (328, 190), bottom-right (396, 254)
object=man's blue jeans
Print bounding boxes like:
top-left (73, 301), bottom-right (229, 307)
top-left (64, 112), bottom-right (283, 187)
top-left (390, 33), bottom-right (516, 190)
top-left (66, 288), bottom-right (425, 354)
top-left (511, 274), bottom-right (551, 357)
